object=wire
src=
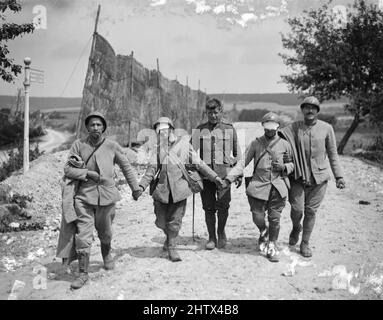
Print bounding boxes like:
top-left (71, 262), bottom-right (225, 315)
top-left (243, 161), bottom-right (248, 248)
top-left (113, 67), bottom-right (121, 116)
top-left (60, 35), bottom-right (93, 97)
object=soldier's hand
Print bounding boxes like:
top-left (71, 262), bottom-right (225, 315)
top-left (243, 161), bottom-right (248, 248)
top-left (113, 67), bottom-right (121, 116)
top-left (272, 161), bottom-right (285, 173)
top-left (214, 177), bottom-right (225, 190)
top-left (86, 170), bottom-right (100, 182)
top-left (132, 187), bottom-right (144, 201)
top-left (283, 152), bottom-right (293, 163)
top-left (336, 177), bottom-right (346, 189)
top-left (235, 176), bottom-right (243, 188)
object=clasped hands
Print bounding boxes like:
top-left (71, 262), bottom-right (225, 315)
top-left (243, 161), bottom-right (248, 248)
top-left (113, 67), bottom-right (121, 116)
top-left (215, 176), bottom-right (242, 190)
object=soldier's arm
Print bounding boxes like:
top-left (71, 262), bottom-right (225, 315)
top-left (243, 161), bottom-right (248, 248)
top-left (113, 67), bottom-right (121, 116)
top-left (188, 143), bottom-right (218, 182)
top-left (139, 149), bottom-right (159, 191)
top-left (226, 140), bottom-right (256, 183)
top-left (114, 144), bottom-right (140, 192)
top-left (283, 142), bottom-right (294, 175)
top-left (326, 125), bottom-right (344, 179)
top-left (64, 141), bottom-right (88, 180)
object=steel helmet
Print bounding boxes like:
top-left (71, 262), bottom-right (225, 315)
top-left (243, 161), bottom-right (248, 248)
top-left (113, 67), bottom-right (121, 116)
top-left (300, 96), bottom-right (320, 112)
top-left (261, 112), bottom-right (280, 130)
top-left (153, 117), bottom-right (175, 132)
top-left (84, 111), bottom-right (107, 133)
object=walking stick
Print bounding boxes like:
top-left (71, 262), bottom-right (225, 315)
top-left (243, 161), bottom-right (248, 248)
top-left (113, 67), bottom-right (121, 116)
top-left (192, 193), bottom-right (195, 241)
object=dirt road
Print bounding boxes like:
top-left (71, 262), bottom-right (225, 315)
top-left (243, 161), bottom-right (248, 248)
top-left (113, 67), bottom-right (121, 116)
top-left (0, 122), bottom-right (382, 300)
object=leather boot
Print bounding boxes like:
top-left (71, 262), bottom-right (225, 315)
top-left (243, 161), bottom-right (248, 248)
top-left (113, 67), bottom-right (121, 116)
top-left (163, 234), bottom-right (169, 251)
top-left (70, 251), bottom-right (89, 290)
top-left (217, 210), bottom-right (228, 249)
top-left (101, 242), bottom-right (115, 270)
top-left (205, 211), bottom-right (217, 250)
top-left (289, 224), bottom-right (302, 246)
top-left (167, 233), bottom-right (182, 262)
top-left (300, 213), bottom-right (315, 257)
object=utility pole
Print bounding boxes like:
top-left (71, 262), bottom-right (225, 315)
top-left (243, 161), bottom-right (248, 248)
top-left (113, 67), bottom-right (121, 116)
top-left (23, 57), bottom-right (31, 173)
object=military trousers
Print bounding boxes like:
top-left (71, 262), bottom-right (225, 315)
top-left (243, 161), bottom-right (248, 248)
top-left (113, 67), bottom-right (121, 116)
top-left (247, 186), bottom-right (286, 241)
top-left (74, 199), bottom-right (116, 254)
top-left (154, 195), bottom-right (187, 237)
top-left (289, 179), bottom-right (328, 242)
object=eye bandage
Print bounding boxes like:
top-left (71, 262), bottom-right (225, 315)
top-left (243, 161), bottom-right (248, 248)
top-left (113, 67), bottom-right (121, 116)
top-left (262, 121), bottom-right (280, 130)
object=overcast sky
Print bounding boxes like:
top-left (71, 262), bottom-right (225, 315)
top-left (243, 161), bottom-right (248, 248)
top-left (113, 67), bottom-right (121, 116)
top-left (0, 0), bottom-right (375, 97)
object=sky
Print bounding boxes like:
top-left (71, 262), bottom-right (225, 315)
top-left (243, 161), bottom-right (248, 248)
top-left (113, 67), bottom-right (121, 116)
top-left (0, 0), bottom-right (378, 97)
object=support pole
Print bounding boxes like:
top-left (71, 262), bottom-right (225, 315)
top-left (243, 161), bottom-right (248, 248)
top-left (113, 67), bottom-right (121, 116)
top-left (23, 57), bottom-right (31, 174)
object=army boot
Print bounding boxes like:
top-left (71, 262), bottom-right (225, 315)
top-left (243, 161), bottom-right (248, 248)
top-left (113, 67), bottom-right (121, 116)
top-left (289, 224), bottom-right (302, 246)
top-left (300, 213), bottom-right (315, 257)
top-left (70, 251), bottom-right (89, 290)
top-left (163, 234), bottom-right (169, 251)
top-left (168, 233), bottom-right (182, 262)
top-left (101, 242), bottom-right (115, 270)
top-left (205, 211), bottom-right (217, 250)
top-left (217, 210), bottom-right (229, 249)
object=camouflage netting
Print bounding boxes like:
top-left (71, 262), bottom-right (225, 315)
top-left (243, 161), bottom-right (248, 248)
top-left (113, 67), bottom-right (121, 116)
top-left (77, 33), bottom-right (207, 146)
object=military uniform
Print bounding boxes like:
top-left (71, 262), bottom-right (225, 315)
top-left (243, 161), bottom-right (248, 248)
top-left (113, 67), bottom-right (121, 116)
top-left (191, 120), bottom-right (241, 248)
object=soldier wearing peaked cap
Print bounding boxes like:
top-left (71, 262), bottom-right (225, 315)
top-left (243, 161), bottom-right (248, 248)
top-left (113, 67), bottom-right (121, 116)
top-left (279, 96), bottom-right (346, 258)
top-left (63, 111), bottom-right (141, 289)
top-left (223, 112), bottom-right (294, 262)
top-left (191, 98), bottom-right (242, 250)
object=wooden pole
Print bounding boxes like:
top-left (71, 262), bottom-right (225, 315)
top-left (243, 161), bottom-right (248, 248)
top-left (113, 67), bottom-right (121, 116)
top-left (156, 58), bottom-right (160, 118)
top-left (76, 5), bottom-right (100, 139)
top-left (23, 57), bottom-right (31, 174)
top-left (186, 76), bottom-right (189, 131)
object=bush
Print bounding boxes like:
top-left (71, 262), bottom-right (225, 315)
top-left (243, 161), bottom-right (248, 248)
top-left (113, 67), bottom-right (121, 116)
top-left (0, 144), bottom-right (44, 182)
top-left (318, 113), bottom-right (338, 126)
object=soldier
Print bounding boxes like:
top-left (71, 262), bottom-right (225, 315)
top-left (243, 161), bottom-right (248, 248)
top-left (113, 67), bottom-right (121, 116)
top-left (134, 117), bottom-right (224, 262)
top-left (222, 112), bottom-right (294, 262)
top-left (191, 98), bottom-right (242, 250)
top-left (63, 111), bottom-right (142, 289)
top-left (279, 96), bottom-right (346, 258)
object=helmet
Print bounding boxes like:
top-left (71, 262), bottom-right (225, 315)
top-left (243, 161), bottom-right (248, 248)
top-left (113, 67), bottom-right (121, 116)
top-left (153, 117), bottom-right (174, 132)
top-left (300, 96), bottom-right (320, 112)
top-left (85, 111), bottom-right (107, 133)
top-left (261, 112), bottom-right (280, 130)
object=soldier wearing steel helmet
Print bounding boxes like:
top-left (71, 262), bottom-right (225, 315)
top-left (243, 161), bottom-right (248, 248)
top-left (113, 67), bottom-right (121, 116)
top-left (191, 98), bottom-right (242, 250)
top-left (63, 111), bottom-right (141, 289)
top-left (279, 96), bottom-right (345, 258)
top-left (222, 112), bottom-right (294, 262)
top-left (136, 117), bottom-right (223, 262)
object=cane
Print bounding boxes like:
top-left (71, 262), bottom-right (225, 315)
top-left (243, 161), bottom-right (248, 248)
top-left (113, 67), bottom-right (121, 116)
top-left (192, 193), bottom-right (195, 242)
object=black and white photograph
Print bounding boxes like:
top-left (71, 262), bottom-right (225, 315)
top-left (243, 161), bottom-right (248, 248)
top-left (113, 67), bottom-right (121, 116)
top-left (0, 0), bottom-right (383, 303)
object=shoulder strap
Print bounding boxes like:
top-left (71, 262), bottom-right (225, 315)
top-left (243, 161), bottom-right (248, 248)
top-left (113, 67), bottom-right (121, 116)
top-left (85, 138), bottom-right (105, 165)
top-left (253, 136), bottom-right (281, 172)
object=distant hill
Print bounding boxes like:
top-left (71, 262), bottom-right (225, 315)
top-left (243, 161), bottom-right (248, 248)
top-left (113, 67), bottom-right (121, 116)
top-left (0, 96), bottom-right (82, 112)
top-left (209, 93), bottom-right (349, 106)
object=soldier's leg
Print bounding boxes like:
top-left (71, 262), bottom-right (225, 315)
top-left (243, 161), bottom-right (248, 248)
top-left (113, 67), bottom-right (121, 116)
top-left (71, 199), bottom-right (94, 289)
top-left (266, 187), bottom-right (286, 263)
top-left (300, 181), bottom-right (328, 257)
top-left (216, 185), bottom-right (231, 249)
top-left (200, 180), bottom-right (217, 250)
top-left (166, 199), bottom-right (187, 262)
top-left (153, 200), bottom-right (169, 250)
top-left (247, 196), bottom-right (268, 251)
top-left (95, 204), bottom-right (116, 270)
top-left (288, 179), bottom-right (305, 246)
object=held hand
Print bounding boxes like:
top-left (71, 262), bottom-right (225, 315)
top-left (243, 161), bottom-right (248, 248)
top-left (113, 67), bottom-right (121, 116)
top-left (283, 152), bottom-right (293, 163)
top-left (272, 161), bottom-right (285, 173)
top-left (132, 186), bottom-right (144, 201)
top-left (235, 176), bottom-right (243, 189)
top-left (86, 170), bottom-right (100, 182)
top-left (214, 177), bottom-right (225, 190)
top-left (336, 177), bottom-right (346, 189)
